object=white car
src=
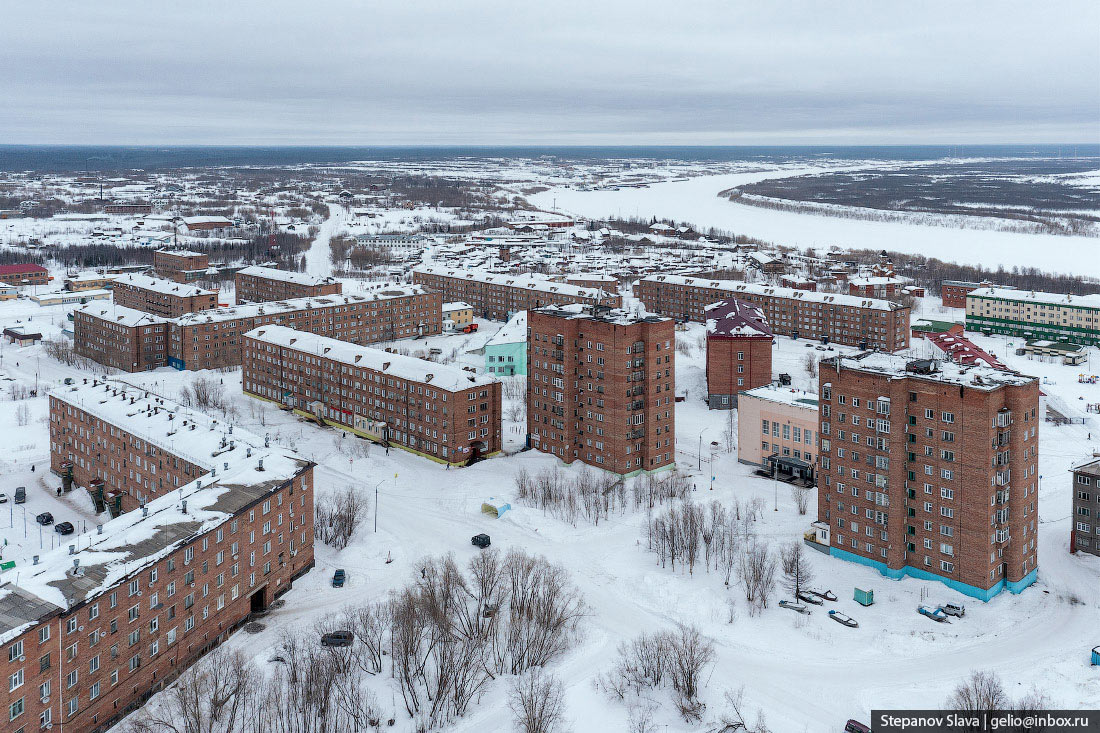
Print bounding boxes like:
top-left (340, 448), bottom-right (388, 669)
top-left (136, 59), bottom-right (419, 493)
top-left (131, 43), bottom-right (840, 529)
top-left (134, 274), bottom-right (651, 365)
top-left (0, 493), bottom-right (8, 504)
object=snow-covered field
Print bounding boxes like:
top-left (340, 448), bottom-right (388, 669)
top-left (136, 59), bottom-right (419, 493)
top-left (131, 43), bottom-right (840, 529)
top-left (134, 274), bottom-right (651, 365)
top-left (529, 172), bottom-right (1100, 278)
top-left (0, 285), bottom-right (1097, 731)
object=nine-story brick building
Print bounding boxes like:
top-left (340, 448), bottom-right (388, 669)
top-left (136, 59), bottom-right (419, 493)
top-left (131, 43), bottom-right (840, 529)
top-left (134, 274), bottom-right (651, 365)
top-left (816, 352), bottom-right (1039, 600)
top-left (527, 304), bottom-right (675, 476)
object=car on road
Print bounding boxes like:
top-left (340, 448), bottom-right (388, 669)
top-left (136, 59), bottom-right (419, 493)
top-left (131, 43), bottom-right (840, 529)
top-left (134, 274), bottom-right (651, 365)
top-left (14, 487), bottom-right (25, 504)
top-left (320, 631), bottom-right (354, 647)
top-left (35, 512), bottom-right (53, 525)
top-left (332, 569), bottom-right (346, 588)
top-left (54, 522), bottom-right (75, 535)
top-left (845, 721), bottom-right (871, 733)
top-left (471, 533), bottom-right (491, 549)
top-left (0, 493), bottom-right (7, 504)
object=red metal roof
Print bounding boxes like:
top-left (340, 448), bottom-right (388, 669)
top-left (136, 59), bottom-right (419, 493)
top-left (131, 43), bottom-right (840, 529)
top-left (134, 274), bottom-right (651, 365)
top-left (0, 264), bottom-right (47, 275)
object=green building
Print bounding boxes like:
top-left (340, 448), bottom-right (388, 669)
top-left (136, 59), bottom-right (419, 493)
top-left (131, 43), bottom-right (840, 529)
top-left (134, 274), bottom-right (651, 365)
top-left (484, 310), bottom-right (527, 376)
top-left (966, 287), bottom-right (1100, 346)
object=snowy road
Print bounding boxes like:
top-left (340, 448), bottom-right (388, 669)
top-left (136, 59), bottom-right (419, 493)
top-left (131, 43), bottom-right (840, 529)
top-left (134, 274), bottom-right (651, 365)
top-left (303, 202), bottom-right (344, 277)
top-left (529, 171), bottom-right (1100, 278)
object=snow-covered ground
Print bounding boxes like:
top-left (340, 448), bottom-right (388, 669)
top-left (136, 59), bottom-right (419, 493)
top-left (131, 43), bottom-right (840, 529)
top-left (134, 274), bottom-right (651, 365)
top-left (0, 291), bottom-right (1087, 731)
top-left (529, 172), bottom-right (1100, 278)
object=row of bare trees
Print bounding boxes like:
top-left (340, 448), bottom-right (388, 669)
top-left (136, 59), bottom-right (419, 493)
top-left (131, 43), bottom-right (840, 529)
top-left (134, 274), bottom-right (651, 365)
top-left (126, 549), bottom-right (584, 732)
top-left (513, 467), bottom-right (696, 526)
top-left (122, 641), bottom-right (383, 733)
top-left (388, 549), bottom-right (585, 727)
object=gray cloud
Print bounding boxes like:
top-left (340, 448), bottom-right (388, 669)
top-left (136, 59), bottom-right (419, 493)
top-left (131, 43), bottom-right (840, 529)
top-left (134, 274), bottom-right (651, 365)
top-left (0, 0), bottom-right (1096, 144)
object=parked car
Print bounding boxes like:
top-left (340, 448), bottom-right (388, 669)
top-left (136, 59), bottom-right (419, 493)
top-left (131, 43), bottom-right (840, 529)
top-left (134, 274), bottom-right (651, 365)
top-left (14, 487), bottom-right (26, 504)
top-left (36, 512), bottom-right (53, 525)
top-left (332, 569), bottom-right (346, 588)
top-left (471, 533), bottom-right (491, 549)
top-left (0, 493), bottom-right (8, 504)
top-left (320, 631), bottom-right (354, 647)
top-left (462, 323), bottom-right (479, 334)
top-left (845, 721), bottom-right (871, 733)
top-left (941, 602), bottom-right (966, 618)
top-left (54, 522), bottom-right (75, 535)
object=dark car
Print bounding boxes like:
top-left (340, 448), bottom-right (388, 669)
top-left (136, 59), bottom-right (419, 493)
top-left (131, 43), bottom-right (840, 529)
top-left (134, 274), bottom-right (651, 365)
top-left (13, 487), bottom-right (26, 504)
top-left (35, 512), bottom-right (53, 525)
top-left (54, 522), bottom-right (75, 535)
top-left (845, 720), bottom-right (871, 733)
top-left (471, 533), bottom-right (491, 549)
top-left (332, 569), bottom-right (346, 588)
top-left (321, 631), bottom-right (354, 648)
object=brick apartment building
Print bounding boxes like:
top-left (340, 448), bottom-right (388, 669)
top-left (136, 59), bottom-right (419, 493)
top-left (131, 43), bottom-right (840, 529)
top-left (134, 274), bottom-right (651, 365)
top-left (74, 285), bottom-right (441, 372)
top-left (705, 298), bottom-right (774, 409)
top-left (242, 325), bottom-right (502, 465)
top-left (413, 266), bottom-right (622, 321)
top-left (940, 279), bottom-right (998, 309)
top-left (815, 352), bottom-right (1039, 600)
top-left (635, 275), bottom-right (911, 352)
top-left (0, 263), bottom-right (49, 286)
top-left (847, 276), bottom-right (907, 298)
top-left (153, 249), bottom-right (209, 284)
top-left (527, 304), bottom-right (675, 476)
top-left (564, 273), bottom-right (618, 292)
top-left (235, 265), bottom-right (342, 303)
top-left (104, 203), bottom-right (153, 215)
top-left (73, 305), bottom-right (170, 372)
top-left (1071, 458), bottom-right (1100, 556)
top-left (112, 273), bottom-right (219, 318)
top-left (7, 380), bottom-right (316, 732)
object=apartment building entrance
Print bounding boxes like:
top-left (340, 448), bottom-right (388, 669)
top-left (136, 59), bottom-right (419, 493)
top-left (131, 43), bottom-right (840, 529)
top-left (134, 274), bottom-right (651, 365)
top-left (250, 586), bottom-right (268, 614)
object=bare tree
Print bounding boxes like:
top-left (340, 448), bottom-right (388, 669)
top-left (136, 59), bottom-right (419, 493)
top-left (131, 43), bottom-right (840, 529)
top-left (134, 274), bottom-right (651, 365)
top-left (314, 485), bottom-right (368, 550)
top-left (715, 687), bottom-right (771, 733)
top-left (802, 352), bottom-right (818, 378)
top-left (667, 624), bottom-right (716, 720)
top-left (946, 671), bottom-right (1009, 718)
top-left (790, 485), bottom-right (811, 515)
top-left (779, 541), bottom-right (814, 599)
top-left (123, 646), bottom-right (257, 733)
top-left (738, 541), bottom-right (777, 616)
top-left (509, 668), bottom-right (567, 733)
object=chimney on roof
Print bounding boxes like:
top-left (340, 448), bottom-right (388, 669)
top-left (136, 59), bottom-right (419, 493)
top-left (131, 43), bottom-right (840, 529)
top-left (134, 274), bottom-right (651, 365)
top-left (182, 500), bottom-right (188, 514)
top-left (72, 559), bottom-right (82, 576)
top-left (257, 458), bottom-right (265, 471)
top-left (68, 544), bottom-right (75, 555)
top-left (142, 506), bottom-right (148, 518)
top-left (97, 524), bottom-right (102, 535)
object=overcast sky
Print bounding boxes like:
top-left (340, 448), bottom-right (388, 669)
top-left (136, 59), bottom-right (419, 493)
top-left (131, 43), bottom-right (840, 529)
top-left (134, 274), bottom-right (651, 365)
top-left (1, 0), bottom-right (1097, 145)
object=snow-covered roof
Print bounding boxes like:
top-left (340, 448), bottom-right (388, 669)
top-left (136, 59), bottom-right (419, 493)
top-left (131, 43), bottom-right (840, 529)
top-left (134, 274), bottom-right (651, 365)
top-left (740, 384), bottom-right (819, 410)
top-left (0, 381), bottom-right (309, 644)
top-left (565, 273), bottom-right (617, 283)
top-left (237, 265), bottom-right (337, 287)
top-left (967, 287), bottom-right (1100, 310)
top-left (640, 275), bottom-right (904, 311)
top-left (182, 216), bottom-right (233, 226)
top-left (75, 302), bottom-right (170, 328)
top-left (532, 303), bottom-right (669, 327)
top-left (66, 271), bottom-right (116, 283)
top-left (822, 352), bottom-right (1035, 390)
top-left (849, 276), bottom-right (907, 287)
top-left (442, 301), bottom-right (473, 312)
top-left (414, 266), bottom-right (607, 299)
top-left (173, 286), bottom-right (430, 326)
top-left (155, 248), bottom-right (206, 258)
top-left (244, 325), bottom-right (496, 391)
top-left (706, 298), bottom-right (773, 338)
top-left (485, 311), bottom-right (528, 347)
top-left (114, 272), bottom-right (217, 297)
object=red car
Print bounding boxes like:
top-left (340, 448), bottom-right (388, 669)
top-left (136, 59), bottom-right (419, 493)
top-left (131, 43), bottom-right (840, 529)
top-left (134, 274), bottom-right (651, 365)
top-left (462, 323), bottom-right (479, 334)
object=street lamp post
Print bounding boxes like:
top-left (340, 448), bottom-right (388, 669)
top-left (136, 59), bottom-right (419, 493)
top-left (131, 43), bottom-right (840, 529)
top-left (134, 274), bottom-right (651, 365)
top-left (773, 459), bottom-right (779, 512)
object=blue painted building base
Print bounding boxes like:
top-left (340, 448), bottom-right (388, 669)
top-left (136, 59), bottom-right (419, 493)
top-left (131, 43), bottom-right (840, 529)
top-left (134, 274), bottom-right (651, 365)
top-left (829, 546), bottom-right (1038, 602)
